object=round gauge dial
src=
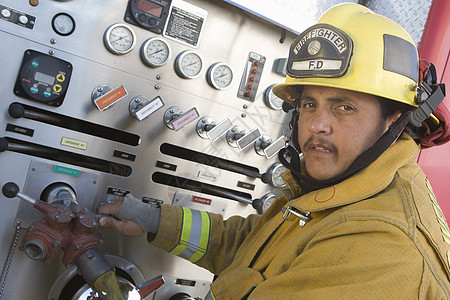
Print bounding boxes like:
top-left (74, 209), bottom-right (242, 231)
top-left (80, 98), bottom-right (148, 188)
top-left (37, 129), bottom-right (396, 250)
top-left (261, 193), bottom-right (277, 214)
top-left (52, 13), bottom-right (75, 36)
top-left (174, 50), bottom-right (203, 79)
top-left (207, 62), bottom-right (233, 90)
top-left (103, 23), bottom-right (136, 55)
top-left (264, 84), bottom-right (284, 110)
top-left (140, 37), bottom-right (171, 67)
top-left (267, 162), bottom-right (287, 187)
top-left (253, 193), bottom-right (278, 215)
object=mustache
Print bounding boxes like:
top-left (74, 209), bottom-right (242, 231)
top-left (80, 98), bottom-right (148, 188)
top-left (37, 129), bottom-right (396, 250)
top-left (302, 136), bottom-right (338, 153)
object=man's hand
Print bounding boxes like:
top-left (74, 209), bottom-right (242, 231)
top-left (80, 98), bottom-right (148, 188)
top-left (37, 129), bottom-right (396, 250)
top-left (98, 197), bottom-right (144, 236)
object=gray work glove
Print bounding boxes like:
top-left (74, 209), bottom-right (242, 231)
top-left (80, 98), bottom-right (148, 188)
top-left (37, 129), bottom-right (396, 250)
top-left (98, 193), bottom-right (160, 236)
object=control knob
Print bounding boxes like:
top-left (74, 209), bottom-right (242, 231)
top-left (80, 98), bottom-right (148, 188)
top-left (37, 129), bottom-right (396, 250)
top-left (164, 106), bottom-right (199, 131)
top-left (196, 117), bottom-right (233, 142)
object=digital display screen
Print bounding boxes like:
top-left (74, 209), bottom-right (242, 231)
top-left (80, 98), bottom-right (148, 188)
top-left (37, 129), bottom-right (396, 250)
top-left (34, 71), bottom-right (55, 86)
top-left (138, 0), bottom-right (163, 18)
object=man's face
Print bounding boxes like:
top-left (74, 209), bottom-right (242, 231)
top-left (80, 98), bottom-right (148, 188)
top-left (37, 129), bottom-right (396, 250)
top-left (297, 85), bottom-right (397, 181)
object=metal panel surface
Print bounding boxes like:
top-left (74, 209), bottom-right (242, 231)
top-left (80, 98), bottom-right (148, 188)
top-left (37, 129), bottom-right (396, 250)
top-left (0, 0), bottom-right (296, 299)
top-left (0, 0), bottom-right (440, 299)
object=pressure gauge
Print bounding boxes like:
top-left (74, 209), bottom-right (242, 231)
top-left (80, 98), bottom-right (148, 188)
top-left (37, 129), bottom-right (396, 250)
top-left (103, 23), bottom-right (136, 55)
top-left (266, 162), bottom-right (287, 187)
top-left (253, 193), bottom-right (278, 215)
top-left (140, 37), bottom-right (171, 67)
top-left (207, 62), bottom-right (233, 90)
top-left (264, 84), bottom-right (284, 110)
top-left (174, 50), bottom-right (203, 79)
top-left (52, 13), bottom-right (75, 36)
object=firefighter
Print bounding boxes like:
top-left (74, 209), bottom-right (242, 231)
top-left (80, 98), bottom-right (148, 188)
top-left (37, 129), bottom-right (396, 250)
top-left (98, 3), bottom-right (450, 298)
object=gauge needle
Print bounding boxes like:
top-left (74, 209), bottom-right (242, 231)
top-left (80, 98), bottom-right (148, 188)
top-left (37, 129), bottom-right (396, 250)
top-left (149, 49), bottom-right (163, 55)
top-left (111, 34), bottom-right (126, 43)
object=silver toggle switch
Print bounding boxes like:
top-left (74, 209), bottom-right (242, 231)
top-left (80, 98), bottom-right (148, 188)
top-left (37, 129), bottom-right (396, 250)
top-left (254, 134), bottom-right (272, 156)
top-left (129, 96), bottom-right (164, 122)
top-left (197, 117), bottom-right (233, 142)
top-left (228, 127), bottom-right (261, 150)
top-left (91, 84), bottom-right (128, 111)
top-left (263, 136), bottom-right (287, 159)
top-left (226, 125), bottom-right (245, 148)
top-left (164, 106), bottom-right (199, 131)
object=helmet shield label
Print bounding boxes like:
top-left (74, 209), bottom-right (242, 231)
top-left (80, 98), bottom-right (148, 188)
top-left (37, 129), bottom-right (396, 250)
top-left (287, 24), bottom-right (353, 78)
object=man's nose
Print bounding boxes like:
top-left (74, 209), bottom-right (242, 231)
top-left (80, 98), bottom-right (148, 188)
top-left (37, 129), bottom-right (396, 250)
top-left (308, 107), bottom-right (332, 134)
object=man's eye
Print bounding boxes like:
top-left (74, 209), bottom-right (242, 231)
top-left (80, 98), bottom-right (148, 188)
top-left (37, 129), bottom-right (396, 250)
top-left (337, 105), bottom-right (354, 112)
top-left (302, 102), bottom-right (315, 109)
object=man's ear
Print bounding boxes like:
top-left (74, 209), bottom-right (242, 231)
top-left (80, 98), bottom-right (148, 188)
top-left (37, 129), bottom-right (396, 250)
top-left (388, 110), bottom-right (402, 128)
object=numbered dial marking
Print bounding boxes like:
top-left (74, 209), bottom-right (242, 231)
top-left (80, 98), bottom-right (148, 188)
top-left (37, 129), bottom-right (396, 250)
top-left (253, 193), bottom-right (277, 215)
top-left (174, 50), bottom-right (203, 79)
top-left (103, 23), bottom-right (136, 55)
top-left (267, 162), bottom-right (287, 188)
top-left (207, 63), bottom-right (233, 90)
top-left (261, 193), bottom-right (277, 214)
top-left (140, 37), bottom-right (171, 67)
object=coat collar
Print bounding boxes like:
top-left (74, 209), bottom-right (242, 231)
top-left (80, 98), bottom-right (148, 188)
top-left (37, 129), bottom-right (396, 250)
top-left (281, 133), bottom-right (419, 212)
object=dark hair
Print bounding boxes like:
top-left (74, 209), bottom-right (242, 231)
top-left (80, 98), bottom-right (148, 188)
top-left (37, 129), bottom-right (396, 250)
top-left (377, 96), bottom-right (412, 120)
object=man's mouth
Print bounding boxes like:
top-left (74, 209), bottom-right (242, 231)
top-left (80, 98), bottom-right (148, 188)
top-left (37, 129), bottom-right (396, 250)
top-left (303, 137), bottom-right (337, 154)
top-left (311, 145), bottom-right (332, 152)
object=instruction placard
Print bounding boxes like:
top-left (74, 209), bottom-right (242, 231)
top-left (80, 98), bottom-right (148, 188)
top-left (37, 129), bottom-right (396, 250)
top-left (163, 0), bottom-right (207, 48)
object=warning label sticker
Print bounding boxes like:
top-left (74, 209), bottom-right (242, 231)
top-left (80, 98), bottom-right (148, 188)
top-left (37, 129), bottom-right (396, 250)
top-left (163, 0), bottom-right (207, 48)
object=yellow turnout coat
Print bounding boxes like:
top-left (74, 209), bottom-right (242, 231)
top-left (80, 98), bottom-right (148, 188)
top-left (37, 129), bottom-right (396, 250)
top-left (151, 134), bottom-right (450, 299)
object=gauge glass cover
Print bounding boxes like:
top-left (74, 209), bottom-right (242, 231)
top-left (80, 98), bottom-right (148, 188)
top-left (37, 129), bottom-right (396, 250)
top-left (262, 195), bottom-right (277, 213)
top-left (175, 50), bottom-right (203, 79)
top-left (207, 63), bottom-right (233, 90)
top-left (52, 13), bottom-right (75, 36)
top-left (269, 163), bottom-right (287, 187)
top-left (104, 23), bottom-right (136, 55)
top-left (141, 37), bottom-right (171, 67)
top-left (264, 84), bottom-right (284, 110)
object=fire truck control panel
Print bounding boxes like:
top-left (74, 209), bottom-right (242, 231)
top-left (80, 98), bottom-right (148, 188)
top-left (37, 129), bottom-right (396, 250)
top-left (0, 0), bottom-right (448, 299)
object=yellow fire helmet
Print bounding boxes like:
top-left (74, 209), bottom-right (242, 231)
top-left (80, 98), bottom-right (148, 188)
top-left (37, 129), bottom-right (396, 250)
top-left (273, 3), bottom-right (420, 110)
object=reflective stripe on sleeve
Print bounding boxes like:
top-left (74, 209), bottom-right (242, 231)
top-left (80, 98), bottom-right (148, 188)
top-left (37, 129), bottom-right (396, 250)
top-left (169, 207), bottom-right (211, 263)
top-left (205, 290), bottom-right (215, 300)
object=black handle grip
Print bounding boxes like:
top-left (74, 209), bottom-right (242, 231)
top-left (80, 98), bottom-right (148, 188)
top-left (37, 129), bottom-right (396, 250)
top-left (8, 103), bottom-right (25, 119)
top-left (0, 138), bottom-right (8, 152)
top-left (2, 182), bottom-right (20, 198)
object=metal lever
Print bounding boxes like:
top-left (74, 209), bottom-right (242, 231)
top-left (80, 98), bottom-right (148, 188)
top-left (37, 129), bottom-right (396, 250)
top-left (164, 106), bottom-right (199, 131)
top-left (197, 117), bottom-right (233, 142)
top-left (2, 182), bottom-right (37, 205)
top-left (254, 135), bottom-right (272, 156)
top-left (129, 96), bottom-right (164, 122)
top-left (236, 128), bottom-right (261, 150)
top-left (226, 125), bottom-right (245, 148)
top-left (263, 136), bottom-right (287, 159)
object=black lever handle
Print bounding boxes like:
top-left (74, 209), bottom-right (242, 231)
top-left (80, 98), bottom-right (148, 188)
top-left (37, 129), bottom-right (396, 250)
top-left (2, 182), bottom-right (37, 205)
top-left (2, 182), bottom-right (20, 198)
top-left (0, 138), bottom-right (8, 152)
top-left (8, 102), bottom-right (25, 119)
